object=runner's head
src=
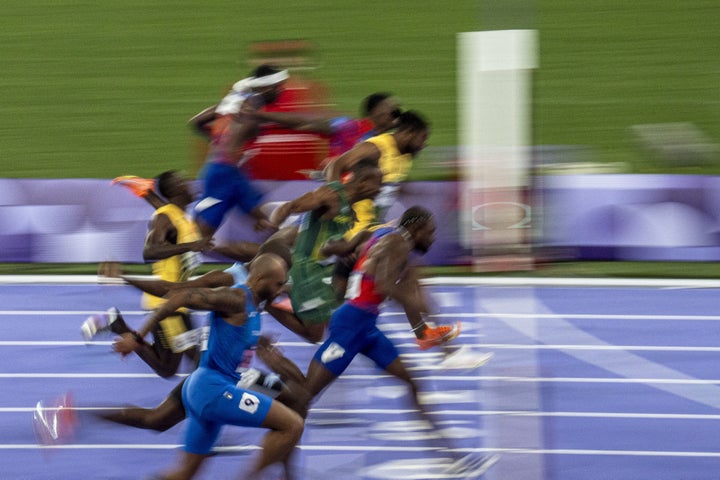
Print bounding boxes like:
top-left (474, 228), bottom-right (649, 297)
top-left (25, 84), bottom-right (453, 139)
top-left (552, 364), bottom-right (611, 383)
top-left (399, 205), bottom-right (435, 254)
top-left (156, 170), bottom-right (193, 207)
top-left (395, 111), bottom-right (430, 157)
top-left (250, 64), bottom-right (288, 104)
top-left (247, 253), bottom-right (288, 303)
top-left (347, 158), bottom-right (382, 202)
top-left (363, 92), bottom-right (401, 133)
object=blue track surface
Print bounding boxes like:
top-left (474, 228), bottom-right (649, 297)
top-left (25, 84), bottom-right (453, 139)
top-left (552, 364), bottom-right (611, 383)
top-left (2, 282), bottom-right (720, 479)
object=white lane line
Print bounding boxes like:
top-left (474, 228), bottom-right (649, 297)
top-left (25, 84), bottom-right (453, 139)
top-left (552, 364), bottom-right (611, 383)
top-left (0, 311), bottom-right (148, 316)
top-left (4, 405), bottom-right (720, 420)
top-left (6, 406), bottom-right (720, 421)
top-left (3, 373), bottom-right (720, 384)
top-left (3, 444), bottom-right (720, 458)
top-left (3, 274), bottom-right (720, 288)
top-left (479, 291), bottom-right (720, 412)
top-left (1, 340), bottom-right (717, 354)
top-left (4, 310), bottom-right (720, 322)
top-left (424, 313), bottom-right (720, 321)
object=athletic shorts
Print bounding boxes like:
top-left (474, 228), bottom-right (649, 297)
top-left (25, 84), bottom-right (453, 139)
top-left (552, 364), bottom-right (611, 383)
top-left (169, 368), bottom-right (281, 419)
top-left (181, 367), bottom-right (274, 455)
top-left (313, 303), bottom-right (399, 377)
top-left (154, 311), bottom-right (194, 352)
top-left (289, 260), bottom-right (339, 325)
top-left (194, 161), bottom-right (264, 230)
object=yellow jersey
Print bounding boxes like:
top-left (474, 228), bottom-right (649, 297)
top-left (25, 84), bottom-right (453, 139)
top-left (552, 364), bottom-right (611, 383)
top-left (142, 204), bottom-right (201, 310)
top-left (366, 133), bottom-right (412, 184)
top-left (345, 133), bottom-right (412, 239)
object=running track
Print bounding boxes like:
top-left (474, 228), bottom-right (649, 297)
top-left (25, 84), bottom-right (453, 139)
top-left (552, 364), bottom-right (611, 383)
top-left (2, 277), bottom-right (720, 479)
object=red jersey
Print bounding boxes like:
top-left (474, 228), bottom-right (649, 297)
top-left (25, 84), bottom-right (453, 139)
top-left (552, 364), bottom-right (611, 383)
top-left (346, 227), bottom-right (396, 313)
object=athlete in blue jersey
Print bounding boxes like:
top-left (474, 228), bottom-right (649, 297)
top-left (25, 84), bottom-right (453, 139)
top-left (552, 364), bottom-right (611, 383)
top-left (96, 238), bottom-right (306, 434)
top-left (137, 253), bottom-right (304, 480)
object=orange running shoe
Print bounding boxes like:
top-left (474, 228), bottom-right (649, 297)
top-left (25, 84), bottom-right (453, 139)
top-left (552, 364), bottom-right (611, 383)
top-left (416, 322), bottom-right (462, 350)
top-left (111, 175), bottom-right (155, 198)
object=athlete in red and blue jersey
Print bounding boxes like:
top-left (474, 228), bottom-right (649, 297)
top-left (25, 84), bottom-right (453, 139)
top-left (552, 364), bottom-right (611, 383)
top-left (304, 206), bottom-right (460, 409)
top-left (189, 65), bottom-right (288, 245)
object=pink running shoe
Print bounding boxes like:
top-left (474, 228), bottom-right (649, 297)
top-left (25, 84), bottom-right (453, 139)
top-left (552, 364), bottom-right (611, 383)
top-left (32, 392), bottom-right (77, 445)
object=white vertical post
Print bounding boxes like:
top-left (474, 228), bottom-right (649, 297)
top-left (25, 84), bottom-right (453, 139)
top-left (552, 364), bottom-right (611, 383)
top-left (458, 30), bottom-right (538, 270)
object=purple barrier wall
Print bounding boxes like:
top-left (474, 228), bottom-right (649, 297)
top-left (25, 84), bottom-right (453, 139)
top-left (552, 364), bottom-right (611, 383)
top-left (8, 175), bottom-right (717, 264)
top-left (0, 179), bottom-right (466, 265)
top-left (540, 174), bottom-right (720, 260)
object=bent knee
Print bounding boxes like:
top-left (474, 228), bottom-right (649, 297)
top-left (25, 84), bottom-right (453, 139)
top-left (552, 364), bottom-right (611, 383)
top-left (305, 324), bottom-right (326, 344)
top-left (287, 412), bottom-right (305, 440)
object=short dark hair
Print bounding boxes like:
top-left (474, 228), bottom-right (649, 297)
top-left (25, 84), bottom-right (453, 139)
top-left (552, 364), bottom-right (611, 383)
top-left (362, 92), bottom-right (392, 116)
top-left (252, 64), bottom-right (282, 78)
top-left (396, 110), bottom-right (429, 133)
top-left (156, 170), bottom-right (179, 199)
top-left (399, 205), bottom-right (432, 228)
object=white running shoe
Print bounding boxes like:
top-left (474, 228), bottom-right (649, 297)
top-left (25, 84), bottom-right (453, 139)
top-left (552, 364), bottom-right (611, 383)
top-left (80, 307), bottom-right (118, 342)
top-left (440, 346), bottom-right (494, 370)
top-left (80, 315), bottom-right (105, 342)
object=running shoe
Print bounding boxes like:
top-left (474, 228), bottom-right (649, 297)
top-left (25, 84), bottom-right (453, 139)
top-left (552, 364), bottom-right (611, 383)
top-left (416, 322), bottom-right (462, 351)
top-left (111, 175), bottom-right (155, 198)
top-left (105, 307), bottom-right (133, 335)
top-left (80, 307), bottom-right (120, 341)
top-left (32, 392), bottom-right (77, 445)
top-left (81, 314), bottom-right (107, 342)
top-left (440, 346), bottom-right (494, 370)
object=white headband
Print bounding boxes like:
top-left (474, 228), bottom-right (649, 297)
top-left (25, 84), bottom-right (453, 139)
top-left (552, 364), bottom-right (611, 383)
top-left (248, 70), bottom-right (289, 88)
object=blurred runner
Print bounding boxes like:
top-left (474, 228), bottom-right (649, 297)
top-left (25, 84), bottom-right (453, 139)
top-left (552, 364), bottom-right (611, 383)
top-left (82, 170), bottom-right (210, 377)
top-left (96, 239), bottom-right (307, 433)
top-left (146, 253), bottom-right (304, 480)
top-left (268, 159), bottom-right (383, 343)
top-left (247, 91), bottom-right (402, 174)
top-left (305, 206), bottom-right (461, 412)
top-left (188, 64), bottom-right (290, 260)
top-left (327, 110), bottom-right (431, 237)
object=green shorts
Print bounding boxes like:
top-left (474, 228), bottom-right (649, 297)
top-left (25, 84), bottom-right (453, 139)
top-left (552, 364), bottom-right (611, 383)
top-left (288, 260), bottom-right (340, 325)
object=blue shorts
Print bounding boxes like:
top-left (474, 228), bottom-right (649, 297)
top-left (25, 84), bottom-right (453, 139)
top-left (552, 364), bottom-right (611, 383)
top-left (181, 367), bottom-right (273, 455)
top-left (313, 303), bottom-right (399, 377)
top-left (194, 161), bottom-right (264, 230)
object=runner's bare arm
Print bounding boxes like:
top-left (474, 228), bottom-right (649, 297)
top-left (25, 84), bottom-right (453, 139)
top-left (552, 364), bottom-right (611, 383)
top-left (136, 287), bottom-right (245, 339)
top-left (270, 186), bottom-right (337, 226)
top-left (326, 142), bottom-right (380, 181)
